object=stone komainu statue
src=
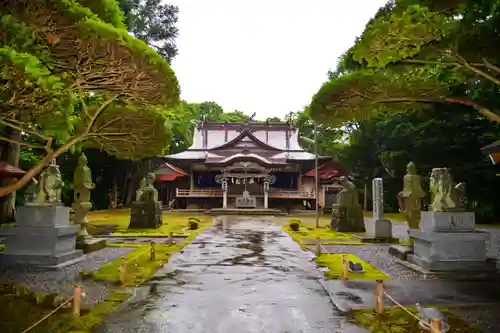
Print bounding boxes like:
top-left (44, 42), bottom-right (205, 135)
top-left (330, 176), bottom-right (365, 232)
top-left (429, 168), bottom-right (466, 212)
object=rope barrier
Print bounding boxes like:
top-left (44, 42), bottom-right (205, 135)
top-left (383, 291), bottom-right (430, 328)
top-left (21, 297), bottom-right (74, 333)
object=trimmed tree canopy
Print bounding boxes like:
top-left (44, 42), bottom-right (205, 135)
top-left (310, 0), bottom-right (500, 125)
top-left (0, 0), bottom-right (180, 196)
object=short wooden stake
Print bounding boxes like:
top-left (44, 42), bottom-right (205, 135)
top-left (315, 237), bottom-right (321, 256)
top-left (150, 241), bottom-right (156, 261)
top-left (119, 256), bottom-right (126, 286)
top-left (341, 254), bottom-right (349, 280)
top-left (375, 280), bottom-right (384, 314)
top-left (430, 318), bottom-right (441, 333)
top-left (72, 285), bottom-right (82, 318)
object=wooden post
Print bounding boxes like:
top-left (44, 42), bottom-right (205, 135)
top-left (341, 254), bottom-right (349, 280)
top-left (119, 256), bottom-right (126, 286)
top-left (375, 280), bottom-right (384, 314)
top-left (150, 241), bottom-right (156, 261)
top-left (72, 285), bottom-right (82, 318)
top-left (315, 237), bottom-right (321, 256)
top-left (430, 318), bottom-right (441, 333)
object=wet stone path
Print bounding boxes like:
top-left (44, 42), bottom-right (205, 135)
top-left (96, 217), bottom-right (367, 333)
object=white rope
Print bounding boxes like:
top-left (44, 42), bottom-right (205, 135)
top-left (383, 291), bottom-right (430, 329)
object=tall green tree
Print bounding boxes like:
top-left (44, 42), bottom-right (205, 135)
top-left (117, 0), bottom-right (179, 62)
top-left (309, 0), bottom-right (500, 125)
top-left (0, 0), bottom-right (179, 197)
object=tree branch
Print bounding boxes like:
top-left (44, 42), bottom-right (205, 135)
top-left (85, 95), bottom-right (119, 133)
top-left (0, 135), bottom-right (86, 198)
top-left (0, 136), bottom-right (46, 150)
top-left (454, 53), bottom-right (500, 86)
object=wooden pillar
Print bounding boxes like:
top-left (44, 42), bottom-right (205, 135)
top-left (190, 171), bottom-right (194, 191)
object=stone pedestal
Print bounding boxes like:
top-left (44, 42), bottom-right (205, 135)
top-left (129, 201), bottom-right (162, 229)
top-left (330, 204), bottom-right (366, 232)
top-left (72, 201), bottom-right (106, 253)
top-left (360, 218), bottom-right (397, 243)
top-left (407, 211), bottom-right (495, 272)
top-left (0, 205), bottom-right (84, 269)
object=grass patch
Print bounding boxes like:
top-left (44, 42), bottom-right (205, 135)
top-left (283, 225), bottom-right (363, 245)
top-left (0, 244), bottom-right (4, 251)
top-left (315, 253), bottom-right (390, 280)
top-left (88, 210), bottom-right (211, 237)
top-left (87, 243), bottom-right (182, 286)
top-left (40, 291), bottom-right (131, 333)
top-left (352, 306), bottom-right (479, 333)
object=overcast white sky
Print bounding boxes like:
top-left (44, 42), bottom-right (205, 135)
top-left (169, 0), bottom-right (387, 120)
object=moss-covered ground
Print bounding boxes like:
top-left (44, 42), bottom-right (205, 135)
top-left (315, 253), bottom-right (390, 280)
top-left (87, 210), bottom-right (212, 237)
top-left (83, 243), bottom-right (183, 286)
top-left (351, 306), bottom-right (480, 333)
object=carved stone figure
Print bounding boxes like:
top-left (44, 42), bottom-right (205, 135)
top-left (129, 172), bottom-right (162, 229)
top-left (73, 153), bottom-right (95, 203)
top-left (397, 162), bottom-right (425, 229)
top-left (139, 173), bottom-right (158, 202)
top-left (44, 164), bottom-right (63, 203)
top-left (337, 176), bottom-right (359, 207)
top-left (72, 153), bottom-right (95, 241)
top-left (24, 178), bottom-right (38, 204)
top-left (429, 168), bottom-right (465, 212)
top-left (331, 176), bottom-right (365, 232)
top-left (136, 177), bottom-right (147, 201)
top-left (32, 161), bottom-right (63, 204)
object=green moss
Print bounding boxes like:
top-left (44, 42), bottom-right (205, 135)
top-left (315, 254), bottom-right (390, 280)
top-left (352, 306), bottom-right (480, 333)
top-left (42, 291), bottom-right (131, 333)
top-left (87, 210), bottom-right (210, 237)
top-left (89, 243), bottom-right (181, 286)
top-left (0, 244), bottom-right (4, 251)
top-left (289, 218), bottom-right (302, 224)
top-left (283, 225), bottom-right (364, 245)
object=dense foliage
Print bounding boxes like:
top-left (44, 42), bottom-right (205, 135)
top-left (0, 0), bottom-right (180, 197)
top-left (307, 0), bottom-right (500, 223)
top-left (309, 0), bottom-right (500, 125)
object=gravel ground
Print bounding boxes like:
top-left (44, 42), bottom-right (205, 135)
top-left (449, 304), bottom-right (500, 333)
top-left (317, 244), bottom-right (422, 280)
top-left (0, 247), bottom-right (134, 306)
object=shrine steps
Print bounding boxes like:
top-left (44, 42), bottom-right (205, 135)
top-left (207, 208), bottom-right (286, 216)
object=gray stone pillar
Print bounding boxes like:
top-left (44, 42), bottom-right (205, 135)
top-left (263, 181), bottom-right (269, 209)
top-left (372, 177), bottom-right (384, 220)
top-left (222, 180), bottom-right (228, 208)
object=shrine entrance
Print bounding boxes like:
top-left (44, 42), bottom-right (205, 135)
top-left (215, 162), bottom-right (276, 209)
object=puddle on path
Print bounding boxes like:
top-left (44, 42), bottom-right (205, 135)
top-left (96, 216), bottom-right (368, 333)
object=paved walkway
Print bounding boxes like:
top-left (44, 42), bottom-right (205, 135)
top-left (96, 216), bottom-right (368, 333)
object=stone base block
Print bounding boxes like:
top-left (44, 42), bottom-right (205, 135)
top-left (76, 238), bottom-right (106, 254)
top-left (420, 211), bottom-right (475, 233)
top-left (129, 201), bottom-right (162, 229)
top-left (367, 218), bottom-right (393, 239)
top-left (408, 229), bottom-right (491, 272)
top-left (0, 250), bottom-right (84, 269)
top-left (388, 245), bottom-right (413, 261)
top-left (407, 254), bottom-right (497, 272)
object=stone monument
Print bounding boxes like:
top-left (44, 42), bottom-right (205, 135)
top-left (72, 153), bottom-right (106, 253)
top-left (407, 168), bottom-right (494, 272)
top-left (361, 178), bottom-right (395, 242)
top-left (129, 173), bottom-right (162, 229)
top-left (330, 176), bottom-right (365, 232)
top-left (397, 162), bottom-right (425, 230)
top-left (0, 160), bottom-right (84, 269)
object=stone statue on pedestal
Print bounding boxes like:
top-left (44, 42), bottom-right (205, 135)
top-left (397, 162), bottom-right (425, 229)
top-left (30, 160), bottom-right (63, 205)
top-left (129, 172), bottom-right (162, 229)
top-left (429, 168), bottom-right (466, 212)
top-left (72, 153), bottom-right (95, 240)
top-left (136, 177), bottom-right (147, 201)
top-left (331, 176), bottom-right (365, 232)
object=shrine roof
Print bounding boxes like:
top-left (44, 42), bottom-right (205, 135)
top-left (0, 161), bottom-right (25, 178)
top-left (164, 121), bottom-right (328, 164)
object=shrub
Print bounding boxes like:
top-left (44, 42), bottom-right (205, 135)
top-left (188, 221), bottom-right (199, 230)
top-left (289, 222), bottom-right (300, 231)
top-left (289, 218), bottom-right (301, 224)
top-left (188, 216), bottom-right (200, 223)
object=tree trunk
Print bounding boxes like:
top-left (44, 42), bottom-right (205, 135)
top-left (0, 130), bottom-right (20, 222)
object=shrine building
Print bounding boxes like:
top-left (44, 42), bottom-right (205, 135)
top-left (155, 121), bottom-right (345, 211)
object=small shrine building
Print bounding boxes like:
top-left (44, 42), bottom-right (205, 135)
top-left (155, 121), bottom-right (345, 210)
